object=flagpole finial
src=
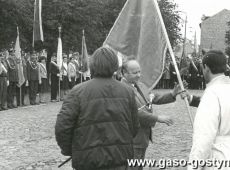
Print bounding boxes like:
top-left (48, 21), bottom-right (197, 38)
top-left (58, 26), bottom-right (62, 38)
top-left (17, 26), bottom-right (19, 35)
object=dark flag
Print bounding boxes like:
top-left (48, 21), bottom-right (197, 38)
top-left (33, 0), bottom-right (44, 47)
top-left (81, 30), bottom-right (89, 73)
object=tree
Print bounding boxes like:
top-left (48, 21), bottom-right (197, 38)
top-left (0, 0), bottom-right (181, 55)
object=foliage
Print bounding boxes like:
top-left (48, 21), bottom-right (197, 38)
top-left (225, 21), bottom-right (230, 56)
top-left (0, 0), bottom-right (181, 56)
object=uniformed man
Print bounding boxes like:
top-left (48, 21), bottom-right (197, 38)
top-left (27, 52), bottom-right (39, 105)
top-left (6, 50), bottom-right (18, 108)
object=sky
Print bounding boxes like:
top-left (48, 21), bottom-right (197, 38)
top-left (173, 0), bottom-right (230, 44)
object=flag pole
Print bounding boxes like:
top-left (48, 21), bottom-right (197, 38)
top-left (20, 87), bottom-right (22, 106)
top-left (152, 0), bottom-right (194, 126)
top-left (81, 29), bottom-right (84, 83)
top-left (58, 26), bottom-right (61, 101)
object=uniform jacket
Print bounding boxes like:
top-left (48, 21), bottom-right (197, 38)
top-left (121, 78), bottom-right (176, 148)
top-left (73, 60), bottom-right (81, 78)
top-left (49, 61), bottom-right (60, 75)
top-left (27, 61), bottom-right (39, 81)
top-left (188, 75), bottom-right (230, 170)
top-left (55, 78), bottom-right (139, 170)
top-left (6, 57), bottom-right (18, 82)
top-left (22, 60), bottom-right (28, 82)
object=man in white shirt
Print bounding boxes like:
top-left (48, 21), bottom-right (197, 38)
top-left (188, 50), bottom-right (230, 170)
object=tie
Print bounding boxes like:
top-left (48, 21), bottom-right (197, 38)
top-left (134, 83), bottom-right (150, 108)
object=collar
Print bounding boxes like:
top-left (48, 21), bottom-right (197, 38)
top-left (206, 74), bottom-right (227, 88)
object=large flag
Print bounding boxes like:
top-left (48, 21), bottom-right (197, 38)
top-left (57, 29), bottom-right (62, 69)
top-left (104, 0), bottom-right (167, 89)
top-left (33, 0), bottom-right (44, 47)
top-left (15, 27), bottom-right (25, 87)
top-left (81, 30), bottom-right (89, 72)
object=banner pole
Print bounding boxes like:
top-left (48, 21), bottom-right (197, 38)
top-left (153, 0), bottom-right (194, 126)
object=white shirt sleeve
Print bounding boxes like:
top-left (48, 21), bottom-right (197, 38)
top-left (188, 89), bottom-right (220, 169)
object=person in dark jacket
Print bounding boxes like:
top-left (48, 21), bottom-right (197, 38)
top-left (0, 54), bottom-right (8, 110)
top-left (121, 60), bottom-right (180, 170)
top-left (6, 52), bottom-right (18, 108)
top-left (181, 91), bottom-right (200, 107)
top-left (27, 53), bottom-right (39, 105)
top-left (55, 47), bottom-right (140, 170)
top-left (49, 54), bottom-right (60, 102)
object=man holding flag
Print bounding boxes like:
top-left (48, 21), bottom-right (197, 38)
top-left (104, 0), bottom-right (192, 168)
top-left (14, 27), bottom-right (26, 106)
top-left (81, 30), bottom-right (91, 81)
top-left (6, 49), bottom-right (18, 109)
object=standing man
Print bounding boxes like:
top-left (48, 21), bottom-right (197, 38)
top-left (16, 54), bottom-right (27, 106)
top-left (121, 59), bottom-right (181, 170)
top-left (55, 47), bottom-right (139, 170)
top-left (49, 53), bottom-right (60, 102)
top-left (27, 52), bottom-right (39, 105)
top-left (60, 54), bottom-right (68, 99)
top-left (0, 53), bottom-right (8, 110)
top-left (188, 50), bottom-right (230, 170)
top-left (38, 56), bottom-right (48, 103)
top-left (6, 50), bottom-right (18, 108)
top-left (73, 52), bottom-right (82, 84)
top-left (67, 56), bottom-right (76, 89)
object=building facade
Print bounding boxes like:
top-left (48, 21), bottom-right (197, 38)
top-left (200, 9), bottom-right (230, 52)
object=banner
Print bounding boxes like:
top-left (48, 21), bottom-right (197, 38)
top-left (15, 27), bottom-right (25, 87)
top-left (104, 0), bottom-right (167, 89)
top-left (57, 34), bottom-right (62, 69)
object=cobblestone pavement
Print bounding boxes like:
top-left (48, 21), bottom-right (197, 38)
top-left (0, 90), bottom-right (202, 170)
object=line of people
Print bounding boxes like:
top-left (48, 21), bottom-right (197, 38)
top-left (0, 50), bottom-right (90, 111)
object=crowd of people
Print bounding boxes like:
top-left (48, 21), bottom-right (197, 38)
top-left (0, 49), bottom-right (90, 111)
top-left (55, 47), bottom-right (230, 170)
top-left (155, 56), bottom-right (206, 90)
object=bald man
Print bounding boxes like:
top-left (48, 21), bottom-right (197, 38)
top-left (121, 60), bottom-right (180, 170)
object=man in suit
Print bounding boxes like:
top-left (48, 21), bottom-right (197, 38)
top-left (121, 59), bottom-right (181, 170)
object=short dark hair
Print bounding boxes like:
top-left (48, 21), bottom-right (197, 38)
top-left (202, 50), bottom-right (227, 74)
top-left (90, 47), bottom-right (118, 78)
top-left (38, 56), bottom-right (46, 62)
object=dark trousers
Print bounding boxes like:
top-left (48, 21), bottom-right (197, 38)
top-left (51, 74), bottom-right (59, 100)
top-left (0, 77), bottom-right (7, 108)
top-left (127, 147), bottom-right (147, 170)
top-left (16, 82), bottom-right (26, 106)
top-left (75, 77), bottom-right (81, 85)
top-left (29, 80), bottom-right (38, 104)
top-left (7, 81), bottom-right (17, 107)
top-left (69, 77), bottom-right (76, 89)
